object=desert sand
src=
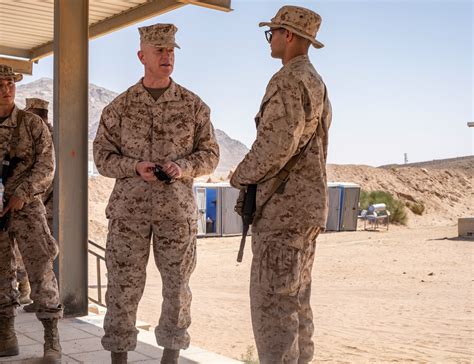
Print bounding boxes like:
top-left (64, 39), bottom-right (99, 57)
top-left (87, 157), bottom-right (473, 362)
top-left (128, 225), bottom-right (471, 363)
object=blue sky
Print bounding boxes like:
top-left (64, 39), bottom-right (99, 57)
top-left (20, 0), bottom-right (473, 166)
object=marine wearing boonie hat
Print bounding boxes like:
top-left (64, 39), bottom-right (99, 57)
top-left (138, 23), bottom-right (180, 49)
top-left (25, 98), bottom-right (49, 111)
top-left (0, 64), bottom-right (23, 82)
top-left (259, 5), bottom-right (325, 49)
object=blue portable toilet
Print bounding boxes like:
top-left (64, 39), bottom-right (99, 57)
top-left (326, 182), bottom-right (360, 231)
top-left (193, 182), bottom-right (243, 237)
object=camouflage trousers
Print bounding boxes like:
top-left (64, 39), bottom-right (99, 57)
top-left (13, 193), bottom-right (52, 284)
top-left (102, 218), bottom-right (197, 352)
top-left (250, 227), bottom-right (320, 364)
top-left (14, 240), bottom-right (27, 282)
top-left (44, 192), bottom-right (53, 233)
top-left (0, 199), bottom-right (62, 320)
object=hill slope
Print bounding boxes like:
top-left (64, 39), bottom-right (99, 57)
top-left (16, 77), bottom-right (249, 173)
top-left (328, 157), bottom-right (472, 226)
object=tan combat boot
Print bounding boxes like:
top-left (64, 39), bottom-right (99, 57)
top-left (0, 316), bottom-right (19, 357)
top-left (18, 279), bottom-right (33, 305)
top-left (41, 318), bottom-right (61, 363)
top-left (161, 348), bottom-right (180, 364)
top-left (111, 351), bottom-right (128, 363)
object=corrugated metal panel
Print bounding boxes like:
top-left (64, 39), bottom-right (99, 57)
top-left (0, 0), bottom-right (149, 58)
top-left (0, 0), bottom-right (54, 51)
top-left (0, 0), bottom-right (230, 62)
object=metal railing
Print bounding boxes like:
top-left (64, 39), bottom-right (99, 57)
top-left (88, 239), bottom-right (106, 307)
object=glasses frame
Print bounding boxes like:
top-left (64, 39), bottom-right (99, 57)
top-left (264, 28), bottom-right (284, 43)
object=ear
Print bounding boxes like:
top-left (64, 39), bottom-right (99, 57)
top-left (286, 30), bottom-right (294, 44)
top-left (137, 50), bottom-right (145, 65)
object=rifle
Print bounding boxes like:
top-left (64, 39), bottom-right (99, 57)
top-left (0, 110), bottom-right (25, 230)
top-left (237, 184), bottom-right (257, 262)
top-left (0, 156), bottom-right (21, 230)
top-left (235, 87), bottom-right (329, 262)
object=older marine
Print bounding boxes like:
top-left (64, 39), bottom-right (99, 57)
top-left (93, 23), bottom-right (219, 364)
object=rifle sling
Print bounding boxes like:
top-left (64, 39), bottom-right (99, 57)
top-left (253, 85), bottom-right (327, 221)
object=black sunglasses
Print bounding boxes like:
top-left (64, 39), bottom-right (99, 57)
top-left (264, 28), bottom-right (284, 43)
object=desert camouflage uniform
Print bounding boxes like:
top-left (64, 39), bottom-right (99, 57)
top-left (0, 106), bottom-right (62, 320)
top-left (42, 121), bottom-right (54, 231)
top-left (13, 241), bottom-right (27, 282)
top-left (24, 97), bottom-right (54, 230)
top-left (93, 79), bottom-right (219, 352)
top-left (14, 114), bottom-right (53, 287)
top-left (231, 55), bottom-right (332, 363)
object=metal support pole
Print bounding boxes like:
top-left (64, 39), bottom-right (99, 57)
top-left (53, 0), bottom-right (89, 317)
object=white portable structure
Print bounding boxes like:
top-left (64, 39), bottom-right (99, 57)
top-left (326, 182), bottom-right (361, 231)
top-left (194, 182), bottom-right (242, 237)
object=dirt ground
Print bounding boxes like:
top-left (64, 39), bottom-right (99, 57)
top-left (102, 224), bottom-right (472, 363)
top-left (87, 157), bottom-right (473, 362)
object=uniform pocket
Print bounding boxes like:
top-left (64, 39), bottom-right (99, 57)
top-left (121, 115), bottom-right (152, 157)
top-left (259, 242), bottom-right (303, 296)
top-left (158, 107), bottom-right (196, 157)
top-left (41, 223), bottom-right (59, 258)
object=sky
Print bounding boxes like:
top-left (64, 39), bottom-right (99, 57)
top-left (19, 0), bottom-right (473, 166)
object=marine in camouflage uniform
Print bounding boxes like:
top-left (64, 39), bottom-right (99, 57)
top-left (24, 98), bottom-right (54, 231)
top-left (12, 238), bottom-right (30, 304)
top-left (93, 24), bottom-right (219, 364)
top-left (0, 65), bottom-right (62, 362)
top-left (230, 6), bottom-right (332, 364)
top-left (12, 98), bottom-right (52, 310)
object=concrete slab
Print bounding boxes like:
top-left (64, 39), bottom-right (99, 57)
top-left (2, 309), bottom-right (242, 364)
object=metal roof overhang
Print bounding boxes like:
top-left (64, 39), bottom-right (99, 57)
top-left (0, 0), bottom-right (232, 317)
top-left (0, 0), bottom-right (231, 70)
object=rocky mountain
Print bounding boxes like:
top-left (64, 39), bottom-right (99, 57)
top-left (15, 77), bottom-right (53, 109)
top-left (214, 129), bottom-right (249, 174)
top-left (15, 77), bottom-right (248, 174)
top-left (16, 77), bottom-right (118, 141)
